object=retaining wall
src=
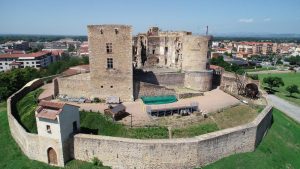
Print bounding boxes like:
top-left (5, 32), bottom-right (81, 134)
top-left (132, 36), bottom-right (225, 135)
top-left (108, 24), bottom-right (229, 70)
top-left (7, 78), bottom-right (273, 169)
top-left (74, 106), bottom-right (273, 169)
top-left (7, 77), bottom-right (67, 166)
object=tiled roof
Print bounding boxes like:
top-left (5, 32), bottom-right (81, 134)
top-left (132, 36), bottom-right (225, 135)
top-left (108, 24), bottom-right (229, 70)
top-left (0, 51), bottom-right (50, 59)
top-left (36, 109), bottom-right (62, 120)
top-left (38, 100), bottom-right (65, 109)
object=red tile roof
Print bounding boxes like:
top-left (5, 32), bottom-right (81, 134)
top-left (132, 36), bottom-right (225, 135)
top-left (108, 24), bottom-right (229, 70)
top-left (239, 42), bottom-right (273, 46)
top-left (0, 51), bottom-right (50, 59)
top-left (38, 100), bottom-right (65, 109)
top-left (36, 109), bottom-right (62, 120)
top-left (51, 50), bottom-right (64, 56)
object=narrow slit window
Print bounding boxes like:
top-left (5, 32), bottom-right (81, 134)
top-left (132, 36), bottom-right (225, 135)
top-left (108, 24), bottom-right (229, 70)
top-left (46, 125), bottom-right (51, 133)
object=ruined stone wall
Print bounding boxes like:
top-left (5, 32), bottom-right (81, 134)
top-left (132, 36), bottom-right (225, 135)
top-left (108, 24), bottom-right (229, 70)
top-left (220, 71), bottom-right (259, 95)
top-left (74, 106), bottom-right (273, 169)
top-left (7, 78), bottom-right (69, 167)
top-left (88, 25), bottom-right (133, 101)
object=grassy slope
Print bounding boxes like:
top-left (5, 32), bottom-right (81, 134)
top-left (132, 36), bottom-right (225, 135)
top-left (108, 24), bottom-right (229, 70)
top-left (258, 73), bottom-right (300, 106)
top-left (203, 109), bottom-right (300, 169)
top-left (80, 111), bottom-right (169, 139)
top-left (213, 104), bottom-right (258, 129)
top-left (172, 105), bottom-right (258, 138)
top-left (16, 88), bottom-right (43, 133)
top-left (2, 102), bottom-right (300, 168)
top-left (0, 102), bottom-right (110, 169)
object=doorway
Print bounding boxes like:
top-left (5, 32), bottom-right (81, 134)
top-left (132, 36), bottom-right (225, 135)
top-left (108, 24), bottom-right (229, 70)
top-left (47, 147), bottom-right (57, 165)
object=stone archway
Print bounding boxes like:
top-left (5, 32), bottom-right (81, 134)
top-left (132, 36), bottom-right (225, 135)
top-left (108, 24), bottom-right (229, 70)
top-left (47, 147), bottom-right (57, 165)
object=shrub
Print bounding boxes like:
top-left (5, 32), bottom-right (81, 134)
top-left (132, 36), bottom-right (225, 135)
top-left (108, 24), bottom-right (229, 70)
top-left (93, 97), bottom-right (100, 103)
top-left (247, 74), bottom-right (259, 80)
top-left (92, 157), bottom-right (103, 166)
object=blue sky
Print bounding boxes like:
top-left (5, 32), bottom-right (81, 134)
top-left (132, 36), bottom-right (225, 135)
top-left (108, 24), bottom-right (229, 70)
top-left (0, 0), bottom-right (300, 35)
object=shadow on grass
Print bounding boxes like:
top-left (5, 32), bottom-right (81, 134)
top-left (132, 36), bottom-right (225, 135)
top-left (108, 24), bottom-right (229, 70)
top-left (264, 87), bottom-right (278, 94)
top-left (80, 127), bottom-right (98, 135)
top-left (114, 112), bottom-right (130, 121)
top-left (285, 95), bottom-right (299, 99)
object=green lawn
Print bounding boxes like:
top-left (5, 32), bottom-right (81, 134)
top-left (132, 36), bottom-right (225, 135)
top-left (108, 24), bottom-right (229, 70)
top-left (3, 102), bottom-right (300, 168)
top-left (16, 88), bottom-right (43, 133)
top-left (0, 102), bottom-right (110, 169)
top-left (80, 111), bottom-right (169, 139)
top-left (258, 73), bottom-right (300, 106)
top-left (244, 67), bottom-right (276, 72)
top-left (203, 109), bottom-right (300, 169)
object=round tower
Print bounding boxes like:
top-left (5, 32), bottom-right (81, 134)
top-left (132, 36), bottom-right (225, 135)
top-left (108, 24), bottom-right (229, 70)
top-left (182, 35), bottom-right (213, 91)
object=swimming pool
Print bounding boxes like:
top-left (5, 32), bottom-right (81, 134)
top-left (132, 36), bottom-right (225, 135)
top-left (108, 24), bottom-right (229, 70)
top-left (141, 95), bottom-right (177, 105)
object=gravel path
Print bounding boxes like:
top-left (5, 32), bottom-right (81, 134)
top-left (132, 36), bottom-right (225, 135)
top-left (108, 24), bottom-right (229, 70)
top-left (266, 95), bottom-right (300, 123)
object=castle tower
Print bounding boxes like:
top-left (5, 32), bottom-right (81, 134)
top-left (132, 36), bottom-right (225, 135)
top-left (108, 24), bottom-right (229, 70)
top-left (88, 25), bottom-right (133, 101)
top-left (35, 100), bottom-right (80, 166)
top-left (182, 35), bottom-right (213, 91)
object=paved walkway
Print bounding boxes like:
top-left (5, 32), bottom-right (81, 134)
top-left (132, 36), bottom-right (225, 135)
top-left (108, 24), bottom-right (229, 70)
top-left (266, 95), bottom-right (300, 123)
top-left (71, 89), bottom-right (240, 126)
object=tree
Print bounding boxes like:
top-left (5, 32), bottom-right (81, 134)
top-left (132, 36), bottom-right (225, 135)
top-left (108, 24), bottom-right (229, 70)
top-left (286, 84), bottom-right (300, 97)
top-left (68, 44), bottom-right (75, 52)
top-left (263, 76), bottom-right (284, 91)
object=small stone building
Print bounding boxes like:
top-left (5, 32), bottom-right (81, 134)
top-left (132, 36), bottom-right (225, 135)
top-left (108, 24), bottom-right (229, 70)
top-left (35, 100), bottom-right (80, 166)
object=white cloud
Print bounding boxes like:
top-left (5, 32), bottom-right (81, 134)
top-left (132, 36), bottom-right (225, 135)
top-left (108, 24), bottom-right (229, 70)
top-left (238, 18), bottom-right (254, 23)
top-left (264, 18), bottom-right (271, 22)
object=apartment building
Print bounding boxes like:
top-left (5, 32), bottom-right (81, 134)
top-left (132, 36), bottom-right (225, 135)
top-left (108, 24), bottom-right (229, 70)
top-left (0, 51), bottom-right (58, 72)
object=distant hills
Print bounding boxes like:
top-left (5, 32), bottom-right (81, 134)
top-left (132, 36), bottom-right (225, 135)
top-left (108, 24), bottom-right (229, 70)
top-left (213, 32), bottom-right (300, 38)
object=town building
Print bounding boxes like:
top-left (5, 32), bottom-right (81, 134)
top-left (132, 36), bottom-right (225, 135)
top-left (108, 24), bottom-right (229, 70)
top-left (0, 51), bottom-right (59, 72)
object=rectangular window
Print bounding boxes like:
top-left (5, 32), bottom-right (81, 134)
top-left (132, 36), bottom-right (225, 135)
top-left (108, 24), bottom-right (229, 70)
top-left (107, 58), bottom-right (113, 69)
top-left (46, 125), bottom-right (51, 133)
top-left (106, 43), bottom-right (112, 54)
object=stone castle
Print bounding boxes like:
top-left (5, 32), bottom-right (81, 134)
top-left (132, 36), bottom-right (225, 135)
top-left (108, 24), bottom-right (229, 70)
top-left (57, 25), bottom-right (213, 101)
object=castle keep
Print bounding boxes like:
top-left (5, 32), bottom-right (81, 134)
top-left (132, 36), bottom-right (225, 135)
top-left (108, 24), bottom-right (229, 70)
top-left (57, 24), bottom-right (213, 102)
top-left (88, 25), bottom-right (133, 101)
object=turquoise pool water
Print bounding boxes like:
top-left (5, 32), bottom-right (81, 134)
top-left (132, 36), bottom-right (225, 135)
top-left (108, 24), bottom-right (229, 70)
top-left (141, 95), bottom-right (177, 105)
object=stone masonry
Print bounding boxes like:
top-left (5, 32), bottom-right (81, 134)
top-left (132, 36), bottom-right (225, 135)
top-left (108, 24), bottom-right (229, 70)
top-left (89, 25), bottom-right (133, 101)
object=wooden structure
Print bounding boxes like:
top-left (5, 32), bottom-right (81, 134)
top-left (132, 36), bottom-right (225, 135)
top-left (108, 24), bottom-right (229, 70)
top-left (104, 104), bottom-right (127, 120)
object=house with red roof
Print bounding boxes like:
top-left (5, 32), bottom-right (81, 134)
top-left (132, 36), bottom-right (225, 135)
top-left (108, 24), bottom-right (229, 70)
top-left (0, 51), bottom-right (59, 71)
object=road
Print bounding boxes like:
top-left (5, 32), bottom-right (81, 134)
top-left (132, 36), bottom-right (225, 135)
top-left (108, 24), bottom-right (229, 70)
top-left (266, 94), bottom-right (300, 123)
